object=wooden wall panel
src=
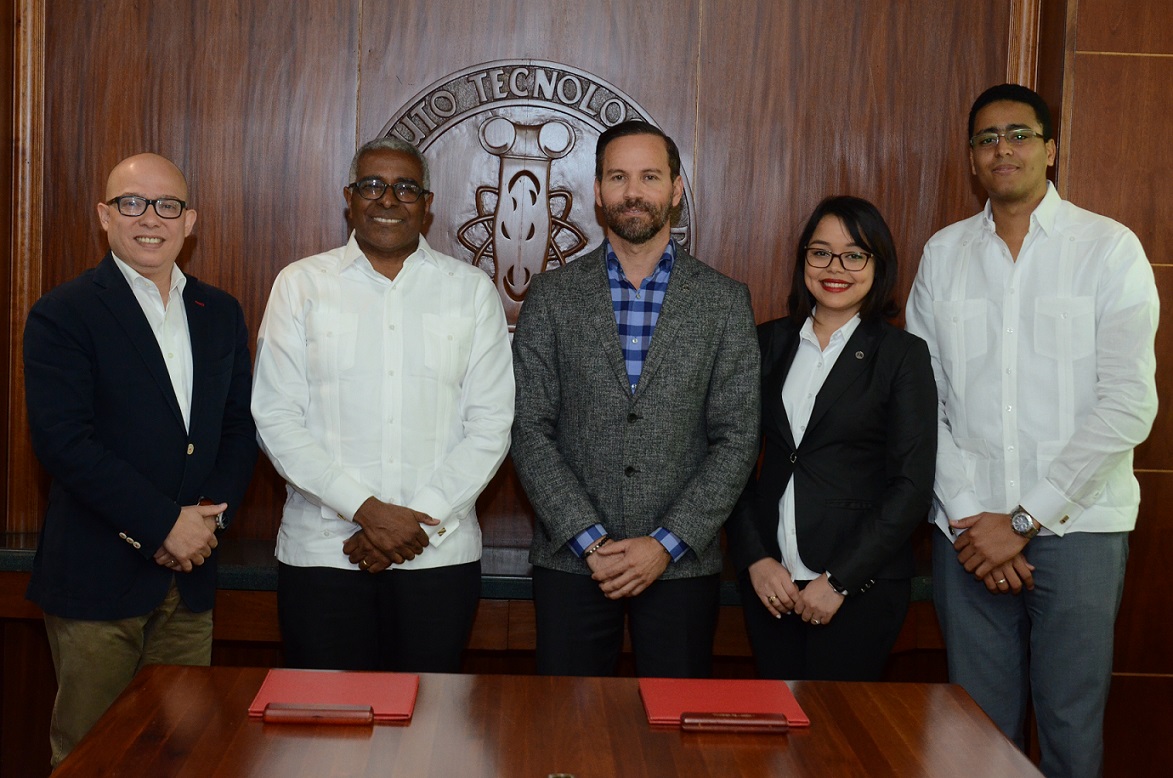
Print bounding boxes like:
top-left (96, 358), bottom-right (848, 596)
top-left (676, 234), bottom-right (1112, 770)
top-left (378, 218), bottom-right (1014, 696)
top-left (697, 0), bottom-right (1013, 324)
top-left (1075, 0), bottom-right (1173, 55)
top-left (26, 0), bottom-right (361, 539)
top-left (0, 0), bottom-right (15, 515)
top-left (1063, 54), bottom-right (1173, 269)
top-left (1115, 471), bottom-right (1173, 674)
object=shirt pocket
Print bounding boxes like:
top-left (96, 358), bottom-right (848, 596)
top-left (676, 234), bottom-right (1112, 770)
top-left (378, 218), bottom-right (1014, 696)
top-left (932, 299), bottom-right (988, 370)
top-left (1034, 297), bottom-right (1095, 361)
top-left (421, 314), bottom-right (473, 384)
top-left (305, 312), bottom-right (359, 375)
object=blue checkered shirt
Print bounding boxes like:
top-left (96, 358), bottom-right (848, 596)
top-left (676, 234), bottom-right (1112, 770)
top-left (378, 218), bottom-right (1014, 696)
top-left (607, 241), bottom-right (675, 394)
top-left (567, 240), bottom-right (688, 563)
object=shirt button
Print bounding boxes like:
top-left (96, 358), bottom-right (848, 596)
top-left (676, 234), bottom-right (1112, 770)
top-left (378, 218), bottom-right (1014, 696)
top-left (1006, 328), bottom-right (1014, 334)
top-left (631, 338), bottom-right (638, 344)
top-left (1005, 405), bottom-right (1013, 412)
top-left (1008, 446), bottom-right (1015, 452)
top-left (322, 530), bottom-right (332, 537)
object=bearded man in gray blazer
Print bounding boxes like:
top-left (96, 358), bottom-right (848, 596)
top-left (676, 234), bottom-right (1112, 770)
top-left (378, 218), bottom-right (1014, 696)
top-left (511, 120), bottom-right (760, 677)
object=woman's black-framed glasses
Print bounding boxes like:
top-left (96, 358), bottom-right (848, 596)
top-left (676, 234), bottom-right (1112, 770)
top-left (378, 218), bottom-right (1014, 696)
top-left (804, 248), bottom-right (872, 271)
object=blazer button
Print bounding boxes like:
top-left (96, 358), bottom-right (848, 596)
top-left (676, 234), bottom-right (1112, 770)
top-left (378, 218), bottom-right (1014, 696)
top-left (627, 413), bottom-right (640, 423)
top-left (624, 466), bottom-right (640, 477)
top-left (186, 443), bottom-right (195, 455)
top-left (789, 452), bottom-right (797, 463)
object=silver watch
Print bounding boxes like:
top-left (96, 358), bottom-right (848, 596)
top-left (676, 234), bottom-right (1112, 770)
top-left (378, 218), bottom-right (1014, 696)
top-left (1010, 506), bottom-right (1039, 540)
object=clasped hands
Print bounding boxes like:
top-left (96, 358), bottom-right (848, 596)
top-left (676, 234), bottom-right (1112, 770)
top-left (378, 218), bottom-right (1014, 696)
top-left (153, 502), bottom-right (226, 572)
top-left (950, 512), bottom-right (1036, 595)
top-left (342, 496), bottom-right (440, 574)
top-left (748, 558), bottom-right (844, 625)
top-left (587, 536), bottom-right (671, 600)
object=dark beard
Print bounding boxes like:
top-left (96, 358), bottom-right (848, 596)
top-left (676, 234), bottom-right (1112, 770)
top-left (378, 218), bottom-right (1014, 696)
top-left (603, 197), bottom-right (671, 244)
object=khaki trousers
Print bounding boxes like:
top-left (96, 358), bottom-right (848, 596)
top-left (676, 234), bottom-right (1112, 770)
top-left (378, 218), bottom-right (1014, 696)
top-left (43, 581), bottom-right (212, 768)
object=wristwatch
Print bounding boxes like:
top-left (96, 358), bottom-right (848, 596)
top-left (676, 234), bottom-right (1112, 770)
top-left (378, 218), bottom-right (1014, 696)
top-left (1010, 505), bottom-right (1040, 540)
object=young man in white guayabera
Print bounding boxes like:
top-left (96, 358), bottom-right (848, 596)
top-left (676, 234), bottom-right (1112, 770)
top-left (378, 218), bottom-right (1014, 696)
top-left (512, 121), bottom-right (760, 677)
top-left (906, 83), bottom-right (1158, 778)
top-left (252, 138), bottom-right (514, 672)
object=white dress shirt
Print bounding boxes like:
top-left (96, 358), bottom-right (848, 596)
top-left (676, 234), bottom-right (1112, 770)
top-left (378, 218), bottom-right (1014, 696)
top-left (111, 255), bottom-right (193, 430)
top-left (777, 314), bottom-right (862, 580)
top-left (906, 183), bottom-right (1158, 538)
top-left (252, 234), bottom-right (515, 570)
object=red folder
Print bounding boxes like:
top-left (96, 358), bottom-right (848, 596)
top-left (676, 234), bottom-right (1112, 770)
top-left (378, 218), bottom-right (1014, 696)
top-left (638, 678), bottom-right (810, 728)
top-left (248, 669), bottom-right (419, 723)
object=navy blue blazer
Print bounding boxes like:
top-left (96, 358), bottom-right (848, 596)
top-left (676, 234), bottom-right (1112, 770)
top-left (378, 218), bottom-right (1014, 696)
top-left (725, 316), bottom-right (937, 592)
top-left (24, 253), bottom-right (257, 620)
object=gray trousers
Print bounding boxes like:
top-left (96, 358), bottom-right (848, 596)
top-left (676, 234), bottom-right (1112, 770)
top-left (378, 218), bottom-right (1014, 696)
top-left (933, 529), bottom-right (1128, 778)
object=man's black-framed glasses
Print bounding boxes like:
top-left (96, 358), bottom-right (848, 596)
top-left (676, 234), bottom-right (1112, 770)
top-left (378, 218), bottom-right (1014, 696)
top-left (348, 178), bottom-right (429, 203)
top-left (969, 128), bottom-right (1046, 149)
top-left (804, 248), bottom-right (873, 271)
top-left (107, 195), bottom-right (187, 219)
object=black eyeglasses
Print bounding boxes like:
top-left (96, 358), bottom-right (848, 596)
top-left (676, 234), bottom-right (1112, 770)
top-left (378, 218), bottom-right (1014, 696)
top-left (106, 195), bottom-right (187, 219)
top-left (804, 248), bottom-right (872, 271)
top-left (969, 128), bottom-right (1046, 149)
top-left (347, 178), bottom-right (429, 203)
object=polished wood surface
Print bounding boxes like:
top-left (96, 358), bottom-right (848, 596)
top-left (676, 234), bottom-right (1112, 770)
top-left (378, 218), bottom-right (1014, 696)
top-left (54, 665), bottom-right (1041, 777)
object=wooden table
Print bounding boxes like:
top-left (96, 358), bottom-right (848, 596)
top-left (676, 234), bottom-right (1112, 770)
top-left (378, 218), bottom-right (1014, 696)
top-left (55, 665), bottom-right (1041, 777)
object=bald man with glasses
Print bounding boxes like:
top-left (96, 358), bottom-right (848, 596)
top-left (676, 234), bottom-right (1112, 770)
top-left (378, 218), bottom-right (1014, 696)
top-left (24, 152), bottom-right (257, 768)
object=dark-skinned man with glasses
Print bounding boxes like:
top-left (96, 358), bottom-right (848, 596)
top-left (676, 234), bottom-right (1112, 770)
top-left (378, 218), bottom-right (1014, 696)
top-left (252, 138), bottom-right (513, 672)
top-left (23, 153), bottom-right (257, 768)
top-left (906, 84), bottom-right (1158, 778)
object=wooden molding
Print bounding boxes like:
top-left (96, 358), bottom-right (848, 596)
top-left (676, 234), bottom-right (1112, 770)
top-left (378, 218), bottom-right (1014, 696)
top-left (1007, 0), bottom-right (1042, 87)
top-left (7, 0), bottom-right (45, 529)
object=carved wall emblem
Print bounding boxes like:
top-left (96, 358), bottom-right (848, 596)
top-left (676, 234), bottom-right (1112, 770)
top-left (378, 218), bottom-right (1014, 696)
top-left (380, 60), bottom-right (695, 326)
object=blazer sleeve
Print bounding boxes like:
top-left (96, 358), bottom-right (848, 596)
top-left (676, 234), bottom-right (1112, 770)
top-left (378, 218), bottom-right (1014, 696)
top-left (656, 282), bottom-right (761, 554)
top-left (826, 333), bottom-right (937, 590)
top-left (724, 321), bottom-right (777, 572)
top-left (191, 294), bottom-right (258, 527)
top-left (511, 273), bottom-right (608, 546)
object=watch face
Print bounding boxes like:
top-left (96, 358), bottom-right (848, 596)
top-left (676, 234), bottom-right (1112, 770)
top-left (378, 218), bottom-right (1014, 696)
top-left (1011, 511), bottom-right (1032, 535)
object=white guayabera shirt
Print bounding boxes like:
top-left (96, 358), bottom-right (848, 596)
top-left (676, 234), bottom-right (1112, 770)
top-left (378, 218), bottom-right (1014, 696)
top-left (252, 234), bottom-right (515, 570)
top-left (906, 183), bottom-right (1158, 538)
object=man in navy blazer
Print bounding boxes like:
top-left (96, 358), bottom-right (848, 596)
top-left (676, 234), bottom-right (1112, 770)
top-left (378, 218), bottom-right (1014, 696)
top-left (23, 153), bottom-right (257, 767)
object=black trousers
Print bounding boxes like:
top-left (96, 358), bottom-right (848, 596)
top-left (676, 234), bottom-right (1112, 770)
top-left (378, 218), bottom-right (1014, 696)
top-left (738, 571), bottom-right (910, 681)
top-left (533, 566), bottom-right (720, 678)
top-left (277, 560), bottom-right (480, 673)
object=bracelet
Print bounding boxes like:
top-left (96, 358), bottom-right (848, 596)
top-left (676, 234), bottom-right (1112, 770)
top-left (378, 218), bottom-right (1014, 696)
top-left (826, 572), bottom-right (874, 597)
top-left (583, 536), bottom-right (611, 557)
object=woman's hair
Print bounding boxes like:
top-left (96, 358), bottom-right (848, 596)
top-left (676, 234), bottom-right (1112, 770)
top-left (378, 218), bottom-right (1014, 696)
top-left (787, 195), bottom-right (900, 322)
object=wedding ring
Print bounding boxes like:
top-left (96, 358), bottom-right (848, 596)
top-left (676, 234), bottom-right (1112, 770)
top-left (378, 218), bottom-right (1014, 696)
top-left (996, 578), bottom-right (1007, 585)
top-left (360, 559), bottom-right (370, 569)
top-left (767, 595), bottom-right (779, 604)
top-left (811, 619), bottom-right (821, 626)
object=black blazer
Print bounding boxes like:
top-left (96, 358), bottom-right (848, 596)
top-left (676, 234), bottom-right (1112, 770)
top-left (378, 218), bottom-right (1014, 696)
top-left (23, 254), bottom-right (257, 620)
top-left (725, 316), bottom-right (937, 592)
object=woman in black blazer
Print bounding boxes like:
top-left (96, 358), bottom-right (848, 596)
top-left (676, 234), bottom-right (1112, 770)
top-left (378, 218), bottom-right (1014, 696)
top-left (725, 196), bottom-right (937, 681)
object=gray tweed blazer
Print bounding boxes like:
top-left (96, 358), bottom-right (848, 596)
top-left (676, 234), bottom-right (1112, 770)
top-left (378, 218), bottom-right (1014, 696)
top-left (511, 243), bottom-right (760, 579)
